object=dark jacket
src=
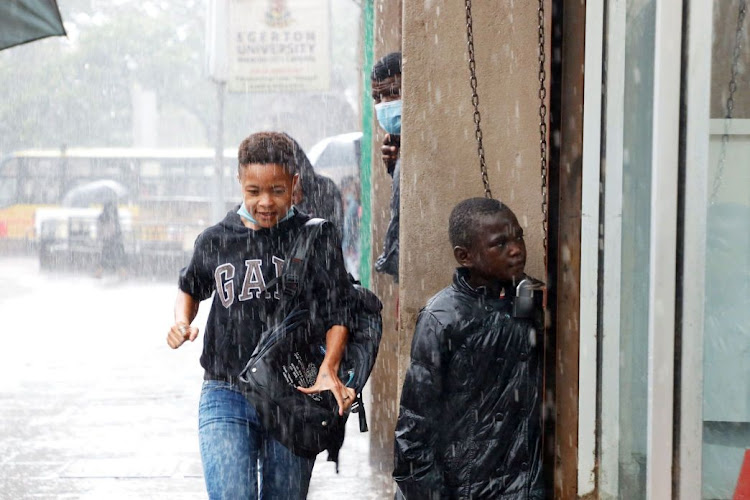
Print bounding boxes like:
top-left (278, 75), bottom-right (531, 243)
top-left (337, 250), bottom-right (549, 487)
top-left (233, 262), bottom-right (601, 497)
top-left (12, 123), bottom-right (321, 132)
top-left (178, 207), bottom-right (351, 380)
top-left (393, 269), bottom-right (544, 499)
top-left (375, 159), bottom-right (399, 281)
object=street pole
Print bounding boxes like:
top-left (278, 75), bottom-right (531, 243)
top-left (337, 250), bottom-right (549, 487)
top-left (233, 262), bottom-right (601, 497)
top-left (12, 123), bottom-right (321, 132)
top-left (358, 0), bottom-right (374, 289)
top-left (206, 0), bottom-right (229, 224)
top-left (212, 81), bottom-right (226, 224)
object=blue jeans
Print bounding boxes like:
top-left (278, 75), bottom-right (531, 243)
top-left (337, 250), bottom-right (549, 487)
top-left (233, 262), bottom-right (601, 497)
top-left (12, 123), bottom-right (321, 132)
top-left (198, 380), bottom-right (315, 500)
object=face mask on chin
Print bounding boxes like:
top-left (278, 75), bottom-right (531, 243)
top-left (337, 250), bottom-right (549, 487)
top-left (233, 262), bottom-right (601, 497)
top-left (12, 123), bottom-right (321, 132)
top-left (237, 204), bottom-right (295, 227)
top-left (375, 99), bottom-right (402, 135)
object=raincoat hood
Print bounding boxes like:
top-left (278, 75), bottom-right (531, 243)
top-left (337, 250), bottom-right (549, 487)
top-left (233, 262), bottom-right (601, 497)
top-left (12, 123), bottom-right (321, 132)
top-left (283, 134), bottom-right (344, 236)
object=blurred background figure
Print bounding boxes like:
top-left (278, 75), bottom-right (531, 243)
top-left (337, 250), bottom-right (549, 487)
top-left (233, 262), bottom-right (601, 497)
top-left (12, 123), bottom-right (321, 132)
top-left (95, 200), bottom-right (126, 278)
top-left (340, 176), bottom-right (361, 279)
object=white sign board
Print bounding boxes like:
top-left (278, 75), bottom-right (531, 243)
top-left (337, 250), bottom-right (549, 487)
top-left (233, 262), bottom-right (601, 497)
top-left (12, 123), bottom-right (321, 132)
top-left (228, 0), bottom-right (331, 93)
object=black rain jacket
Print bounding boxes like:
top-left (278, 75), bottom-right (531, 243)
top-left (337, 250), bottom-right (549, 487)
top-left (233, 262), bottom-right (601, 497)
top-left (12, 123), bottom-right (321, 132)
top-left (394, 268), bottom-right (544, 499)
top-left (375, 159), bottom-right (399, 281)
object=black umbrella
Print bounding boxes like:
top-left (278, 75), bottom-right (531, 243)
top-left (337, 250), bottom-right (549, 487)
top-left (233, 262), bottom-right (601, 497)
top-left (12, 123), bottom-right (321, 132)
top-left (0, 0), bottom-right (66, 51)
top-left (62, 180), bottom-right (130, 208)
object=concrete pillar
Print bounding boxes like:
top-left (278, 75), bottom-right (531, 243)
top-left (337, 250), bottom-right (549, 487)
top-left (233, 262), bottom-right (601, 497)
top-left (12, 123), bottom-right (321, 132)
top-left (367, 0), bottom-right (401, 494)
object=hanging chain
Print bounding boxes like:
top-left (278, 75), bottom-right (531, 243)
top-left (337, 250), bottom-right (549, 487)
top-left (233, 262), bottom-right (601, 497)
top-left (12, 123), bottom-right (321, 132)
top-left (536, 1), bottom-right (551, 457)
top-left (465, 0), bottom-right (493, 199)
top-left (537, 0), bottom-right (548, 257)
top-left (711, 0), bottom-right (747, 205)
top-left (464, 0), bottom-right (549, 241)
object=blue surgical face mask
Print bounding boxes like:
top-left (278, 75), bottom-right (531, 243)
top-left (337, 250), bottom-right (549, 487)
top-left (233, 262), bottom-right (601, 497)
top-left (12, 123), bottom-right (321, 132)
top-left (375, 99), bottom-right (402, 135)
top-left (237, 204), bottom-right (295, 227)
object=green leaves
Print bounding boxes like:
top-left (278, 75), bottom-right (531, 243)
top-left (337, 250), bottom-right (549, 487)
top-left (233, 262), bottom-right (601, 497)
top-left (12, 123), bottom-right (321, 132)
top-left (0, 1), bottom-right (212, 152)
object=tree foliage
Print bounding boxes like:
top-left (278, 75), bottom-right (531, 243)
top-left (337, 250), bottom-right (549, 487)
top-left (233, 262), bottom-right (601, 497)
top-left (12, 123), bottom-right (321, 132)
top-left (0, 0), bottom-right (214, 152)
top-left (1, 0), bottom-right (361, 154)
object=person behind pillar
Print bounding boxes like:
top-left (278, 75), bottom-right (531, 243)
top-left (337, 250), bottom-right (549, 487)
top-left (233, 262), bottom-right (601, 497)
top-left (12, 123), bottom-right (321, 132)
top-left (393, 197), bottom-right (545, 499)
top-left (166, 132), bottom-right (355, 499)
top-left (283, 132), bottom-right (345, 238)
top-left (371, 51), bottom-right (402, 282)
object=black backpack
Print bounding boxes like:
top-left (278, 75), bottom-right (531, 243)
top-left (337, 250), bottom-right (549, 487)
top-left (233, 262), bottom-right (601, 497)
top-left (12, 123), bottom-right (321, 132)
top-left (238, 218), bottom-right (383, 463)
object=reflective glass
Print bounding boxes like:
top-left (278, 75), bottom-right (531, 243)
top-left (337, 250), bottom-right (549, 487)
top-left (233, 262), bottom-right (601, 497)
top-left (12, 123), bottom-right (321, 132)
top-left (702, 2), bottom-right (750, 497)
top-left (616, 1), bottom-right (656, 497)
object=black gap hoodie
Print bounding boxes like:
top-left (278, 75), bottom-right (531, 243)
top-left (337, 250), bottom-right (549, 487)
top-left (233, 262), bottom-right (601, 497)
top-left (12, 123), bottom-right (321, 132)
top-left (179, 207), bottom-right (351, 379)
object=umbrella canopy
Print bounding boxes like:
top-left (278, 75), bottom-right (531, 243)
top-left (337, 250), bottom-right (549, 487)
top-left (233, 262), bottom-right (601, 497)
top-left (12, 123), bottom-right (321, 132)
top-left (0, 0), bottom-right (66, 51)
top-left (62, 180), bottom-right (130, 208)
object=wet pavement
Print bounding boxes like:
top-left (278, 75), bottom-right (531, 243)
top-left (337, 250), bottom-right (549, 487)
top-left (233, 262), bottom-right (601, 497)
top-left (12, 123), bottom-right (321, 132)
top-left (0, 257), bottom-right (393, 499)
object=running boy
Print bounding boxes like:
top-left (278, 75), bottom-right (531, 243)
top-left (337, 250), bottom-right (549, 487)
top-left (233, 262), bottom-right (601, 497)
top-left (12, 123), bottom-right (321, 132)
top-left (167, 132), bottom-right (355, 499)
top-left (393, 197), bottom-right (544, 499)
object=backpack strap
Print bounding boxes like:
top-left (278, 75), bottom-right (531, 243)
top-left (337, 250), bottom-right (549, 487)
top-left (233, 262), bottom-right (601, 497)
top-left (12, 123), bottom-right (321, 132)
top-left (281, 218), bottom-right (326, 298)
top-left (261, 218), bottom-right (326, 314)
top-left (355, 393), bottom-right (368, 432)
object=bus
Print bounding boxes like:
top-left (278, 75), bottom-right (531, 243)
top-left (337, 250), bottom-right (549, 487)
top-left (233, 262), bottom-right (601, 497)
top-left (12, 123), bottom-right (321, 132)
top-left (0, 148), bottom-right (237, 272)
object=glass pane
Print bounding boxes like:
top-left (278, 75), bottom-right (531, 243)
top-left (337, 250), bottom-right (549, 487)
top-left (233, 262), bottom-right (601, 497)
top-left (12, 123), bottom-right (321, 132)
top-left (702, 2), bottom-right (750, 497)
top-left (617, 1), bottom-right (656, 498)
top-left (599, 1), bottom-right (659, 495)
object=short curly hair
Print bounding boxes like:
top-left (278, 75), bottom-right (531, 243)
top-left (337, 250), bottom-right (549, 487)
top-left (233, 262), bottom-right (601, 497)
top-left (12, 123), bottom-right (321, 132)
top-left (237, 132), bottom-right (298, 175)
top-left (449, 197), bottom-right (513, 249)
top-left (371, 52), bottom-right (402, 81)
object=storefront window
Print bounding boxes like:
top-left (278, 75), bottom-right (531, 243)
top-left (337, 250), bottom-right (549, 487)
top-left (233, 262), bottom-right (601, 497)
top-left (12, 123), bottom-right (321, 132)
top-left (702, 2), bottom-right (750, 497)
top-left (616, 2), bottom-right (656, 497)
top-left (598, 0), bottom-right (747, 497)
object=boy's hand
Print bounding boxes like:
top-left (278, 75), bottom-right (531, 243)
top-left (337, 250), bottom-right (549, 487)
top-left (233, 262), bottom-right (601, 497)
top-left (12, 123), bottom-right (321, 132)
top-left (381, 134), bottom-right (400, 175)
top-left (297, 362), bottom-right (356, 416)
top-left (167, 322), bottom-right (199, 349)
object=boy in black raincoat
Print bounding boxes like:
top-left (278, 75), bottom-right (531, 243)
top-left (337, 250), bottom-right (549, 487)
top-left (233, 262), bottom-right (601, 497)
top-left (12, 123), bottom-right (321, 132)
top-left (394, 197), bottom-right (544, 499)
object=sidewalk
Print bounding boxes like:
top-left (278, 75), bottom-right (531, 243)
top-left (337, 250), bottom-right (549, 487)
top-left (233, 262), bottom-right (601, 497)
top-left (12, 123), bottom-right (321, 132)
top-left (308, 408), bottom-right (395, 500)
top-left (0, 258), bottom-right (394, 499)
top-left (1, 380), bottom-right (390, 500)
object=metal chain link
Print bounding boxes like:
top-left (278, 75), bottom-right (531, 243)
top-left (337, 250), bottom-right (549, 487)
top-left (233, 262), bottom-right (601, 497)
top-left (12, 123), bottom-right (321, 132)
top-left (537, 0), bottom-right (548, 258)
top-left (465, 0), bottom-right (493, 199)
top-left (536, 2), bottom-right (550, 455)
top-left (711, 0), bottom-right (747, 205)
top-left (464, 0), bottom-right (549, 254)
